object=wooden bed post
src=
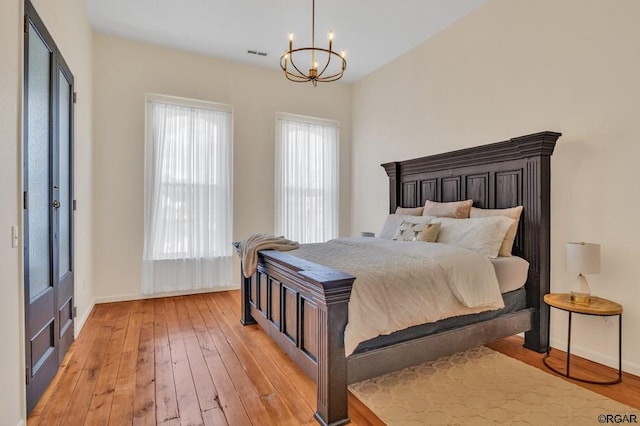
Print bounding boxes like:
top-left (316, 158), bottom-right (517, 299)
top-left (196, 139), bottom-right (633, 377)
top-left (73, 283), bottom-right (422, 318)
top-left (510, 133), bottom-right (557, 353)
top-left (382, 162), bottom-right (401, 214)
top-left (232, 242), bottom-right (257, 325)
top-left (314, 290), bottom-right (350, 426)
top-left (239, 274), bottom-right (256, 325)
top-left (295, 266), bottom-right (353, 425)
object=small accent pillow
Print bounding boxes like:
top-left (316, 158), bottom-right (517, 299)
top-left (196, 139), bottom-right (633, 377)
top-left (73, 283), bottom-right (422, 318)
top-left (470, 206), bottom-right (523, 257)
top-left (423, 199), bottom-right (473, 219)
top-left (436, 216), bottom-right (515, 258)
top-left (393, 221), bottom-right (441, 242)
top-left (379, 214), bottom-right (434, 240)
top-left (395, 206), bottom-right (424, 216)
top-left (418, 222), bottom-right (441, 242)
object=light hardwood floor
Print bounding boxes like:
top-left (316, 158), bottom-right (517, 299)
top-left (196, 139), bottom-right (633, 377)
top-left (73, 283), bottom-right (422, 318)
top-left (28, 291), bottom-right (639, 425)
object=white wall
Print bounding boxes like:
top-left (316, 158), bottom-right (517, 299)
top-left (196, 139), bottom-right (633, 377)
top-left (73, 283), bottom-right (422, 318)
top-left (0, 1), bottom-right (26, 423)
top-left (0, 0), bottom-right (93, 424)
top-left (91, 34), bottom-right (352, 301)
top-left (351, 0), bottom-right (640, 374)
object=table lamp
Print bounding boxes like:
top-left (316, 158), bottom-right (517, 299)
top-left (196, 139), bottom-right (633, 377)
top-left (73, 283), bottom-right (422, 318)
top-left (566, 242), bottom-right (600, 305)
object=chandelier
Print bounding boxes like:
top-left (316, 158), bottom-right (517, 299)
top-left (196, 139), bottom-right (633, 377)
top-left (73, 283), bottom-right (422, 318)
top-left (280, 0), bottom-right (347, 86)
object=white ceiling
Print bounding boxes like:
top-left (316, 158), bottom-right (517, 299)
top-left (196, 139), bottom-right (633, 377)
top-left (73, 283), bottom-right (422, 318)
top-left (85, 0), bottom-right (487, 83)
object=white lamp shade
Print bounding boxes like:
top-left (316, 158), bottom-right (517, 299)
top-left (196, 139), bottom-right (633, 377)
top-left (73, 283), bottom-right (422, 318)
top-left (566, 242), bottom-right (600, 274)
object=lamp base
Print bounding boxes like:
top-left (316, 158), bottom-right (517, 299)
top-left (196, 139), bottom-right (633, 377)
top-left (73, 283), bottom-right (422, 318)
top-left (570, 291), bottom-right (591, 305)
top-left (570, 273), bottom-right (592, 305)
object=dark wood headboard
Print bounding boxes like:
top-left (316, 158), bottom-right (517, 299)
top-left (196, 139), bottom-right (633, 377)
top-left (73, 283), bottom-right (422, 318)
top-left (381, 131), bottom-right (560, 352)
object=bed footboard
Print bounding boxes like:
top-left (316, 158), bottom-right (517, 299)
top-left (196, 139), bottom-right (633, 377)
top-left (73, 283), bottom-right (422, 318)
top-left (235, 245), bottom-right (355, 426)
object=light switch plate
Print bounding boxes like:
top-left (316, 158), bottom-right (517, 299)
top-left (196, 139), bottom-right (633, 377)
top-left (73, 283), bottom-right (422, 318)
top-left (11, 225), bottom-right (19, 248)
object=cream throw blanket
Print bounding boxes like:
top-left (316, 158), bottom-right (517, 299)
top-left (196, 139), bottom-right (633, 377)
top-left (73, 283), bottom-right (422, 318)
top-left (239, 234), bottom-right (299, 278)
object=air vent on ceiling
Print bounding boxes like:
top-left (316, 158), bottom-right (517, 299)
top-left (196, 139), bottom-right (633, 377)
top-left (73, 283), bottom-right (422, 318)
top-left (247, 50), bottom-right (268, 57)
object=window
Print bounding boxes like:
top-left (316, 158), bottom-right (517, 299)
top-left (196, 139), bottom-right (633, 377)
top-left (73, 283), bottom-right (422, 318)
top-left (275, 113), bottom-right (339, 243)
top-left (142, 94), bottom-right (233, 294)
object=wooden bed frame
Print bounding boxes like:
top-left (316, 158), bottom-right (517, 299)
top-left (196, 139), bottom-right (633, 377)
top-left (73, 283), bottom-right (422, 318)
top-left (236, 131), bottom-right (560, 425)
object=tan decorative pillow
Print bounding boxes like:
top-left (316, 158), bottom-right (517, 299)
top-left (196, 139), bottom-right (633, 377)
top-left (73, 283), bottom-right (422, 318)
top-left (470, 206), bottom-right (523, 256)
top-left (423, 199), bottom-right (473, 219)
top-left (418, 222), bottom-right (441, 242)
top-left (395, 206), bottom-right (424, 216)
top-left (393, 221), bottom-right (441, 242)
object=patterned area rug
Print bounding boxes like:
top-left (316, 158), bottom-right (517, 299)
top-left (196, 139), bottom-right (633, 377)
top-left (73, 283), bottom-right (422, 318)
top-left (349, 346), bottom-right (638, 425)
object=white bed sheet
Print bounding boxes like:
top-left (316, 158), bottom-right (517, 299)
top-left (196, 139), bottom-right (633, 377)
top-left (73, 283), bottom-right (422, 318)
top-left (290, 237), bottom-right (504, 356)
top-left (490, 256), bottom-right (529, 293)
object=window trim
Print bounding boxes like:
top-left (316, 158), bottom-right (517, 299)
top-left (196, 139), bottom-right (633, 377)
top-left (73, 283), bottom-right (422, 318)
top-left (146, 92), bottom-right (233, 113)
top-left (276, 111), bottom-right (340, 129)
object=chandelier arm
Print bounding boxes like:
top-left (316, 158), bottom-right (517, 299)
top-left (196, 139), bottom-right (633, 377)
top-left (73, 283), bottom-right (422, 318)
top-left (281, 61), bottom-right (310, 82)
top-left (320, 73), bottom-right (342, 81)
top-left (316, 61), bottom-right (347, 81)
top-left (285, 70), bottom-right (310, 82)
top-left (312, 48), bottom-right (345, 79)
top-left (282, 47), bottom-right (328, 79)
top-left (287, 56), bottom-right (310, 80)
top-left (317, 51), bottom-right (333, 78)
top-left (318, 74), bottom-right (344, 82)
top-left (281, 59), bottom-right (311, 82)
top-left (285, 73), bottom-right (310, 83)
top-left (282, 66), bottom-right (311, 82)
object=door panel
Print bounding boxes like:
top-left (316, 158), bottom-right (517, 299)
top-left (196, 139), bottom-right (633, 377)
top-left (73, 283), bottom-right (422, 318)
top-left (24, 0), bottom-right (74, 413)
top-left (30, 320), bottom-right (55, 375)
top-left (58, 70), bottom-right (71, 276)
top-left (57, 65), bottom-right (74, 356)
top-left (26, 22), bottom-right (52, 301)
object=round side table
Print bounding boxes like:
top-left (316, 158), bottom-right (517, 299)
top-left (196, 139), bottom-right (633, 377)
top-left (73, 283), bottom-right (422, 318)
top-left (543, 293), bottom-right (623, 385)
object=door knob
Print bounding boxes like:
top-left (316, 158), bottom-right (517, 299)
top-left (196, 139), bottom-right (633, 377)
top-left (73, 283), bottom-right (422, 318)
top-left (52, 200), bottom-right (61, 208)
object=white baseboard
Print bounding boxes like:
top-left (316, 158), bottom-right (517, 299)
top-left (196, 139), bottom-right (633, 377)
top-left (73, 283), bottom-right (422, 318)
top-left (17, 419), bottom-right (25, 426)
top-left (550, 337), bottom-right (640, 376)
top-left (92, 285), bottom-right (240, 305)
top-left (74, 300), bottom-right (95, 338)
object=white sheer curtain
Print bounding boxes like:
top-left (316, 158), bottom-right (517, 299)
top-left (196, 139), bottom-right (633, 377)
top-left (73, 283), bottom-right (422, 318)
top-left (142, 94), bottom-right (233, 294)
top-left (275, 113), bottom-right (338, 243)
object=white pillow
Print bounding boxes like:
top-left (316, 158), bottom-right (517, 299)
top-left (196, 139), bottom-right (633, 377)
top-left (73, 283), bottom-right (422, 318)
top-left (436, 216), bottom-right (515, 258)
top-left (378, 214), bottom-right (434, 240)
top-left (470, 206), bottom-right (523, 257)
